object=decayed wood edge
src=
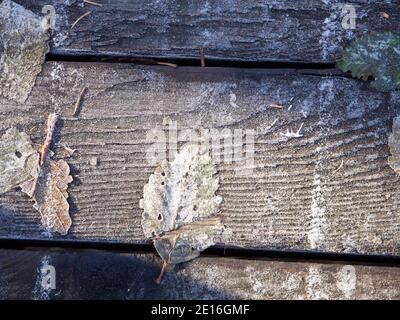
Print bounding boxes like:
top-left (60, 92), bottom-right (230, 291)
top-left (15, 0), bottom-right (400, 64)
top-left (0, 61), bottom-right (400, 256)
top-left (0, 248), bottom-right (399, 300)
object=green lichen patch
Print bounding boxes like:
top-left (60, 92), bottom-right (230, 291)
top-left (337, 32), bottom-right (400, 92)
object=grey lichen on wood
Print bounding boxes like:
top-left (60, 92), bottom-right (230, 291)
top-left (388, 115), bottom-right (400, 173)
top-left (0, 127), bottom-right (39, 194)
top-left (0, 0), bottom-right (50, 103)
top-left (140, 144), bottom-right (224, 264)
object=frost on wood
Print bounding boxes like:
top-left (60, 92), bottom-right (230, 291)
top-left (0, 127), bottom-right (39, 194)
top-left (21, 157), bottom-right (73, 235)
top-left (140, 144), bottom-right (224, 265)
top-left (0, 0), bottom-right (50, 103)
top-left (337, 32), bottom-right (400, 92)
top-left (388, 115), bottom-right (400, 174)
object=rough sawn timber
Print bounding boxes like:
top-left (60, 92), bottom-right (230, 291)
top-left (14, 0), bottom-right (400, 64)
top-left (0, 62), bottom-right (399, 255)
top-left (0, 248), bottom-right (399, 299)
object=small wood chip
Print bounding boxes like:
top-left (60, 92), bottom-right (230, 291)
top-left (40, 113), bottom-right (59, 165)
top-left (71, 11), bottom-right (92, 29)
top-left (379, 11), bottom-right (390, 19)
top-left (200, 47), bottom-right (205, 67)
top-left (89, 156), bottom-right (98, 166)
top-left (72, 87), bottom-right (87, 116)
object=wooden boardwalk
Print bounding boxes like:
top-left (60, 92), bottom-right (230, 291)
top-left (0, 0), bottom-right (399, 299)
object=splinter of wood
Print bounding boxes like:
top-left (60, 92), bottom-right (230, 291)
top-left (72, 87), bottom-right (87, 116)
top-left (155, 260), bottom-right (168, 285)
top-left (40, 113), bottom-right (59, 165)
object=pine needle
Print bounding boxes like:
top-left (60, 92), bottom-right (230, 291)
top-left (156, 62), bottom-right (178, 68)
top-left (270, 103), bottom-right (284, 109)
top-left (71, 11), bottom-right (92, 29)
top-left (83, 0), bottom-right (102, 6)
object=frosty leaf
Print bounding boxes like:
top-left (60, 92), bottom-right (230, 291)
top-left (337, 32), bottom-right (400, 92)
top-left (0, 0), bottom-right (50, 103)
top-left (153, 218), bottom-right (223, 264)
top-left (140, 143), bottom-right (224, 265)
top-left (0, 127), bottom-right (39, 194)
top-left (388, 115), bottom-right (400, 174)
top-left (21, 157), bottom-right (73, 235)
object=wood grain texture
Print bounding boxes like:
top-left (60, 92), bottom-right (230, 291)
top-left (14, 0), bottom-right (400, 63)
top-left (0, 61), bottom-right (399, 255)
top-left (0, 248), bottom-right (399, 299)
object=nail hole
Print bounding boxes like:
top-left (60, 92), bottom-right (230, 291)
top-left (161, 172), bottom-right (165, 176)
top-left (193, 205), bottom-right (197, 211)
top-left (15, 151), bottom-right (22, 158)
top-left (161, 182), bottom-right (164, 185)
top-left (158, 214), bottom-right (162, 220)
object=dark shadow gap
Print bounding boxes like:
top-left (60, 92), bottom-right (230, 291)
top-left (0, 238), bottom-right (398, 267)
top-left (46, 51), bottom-right (339, 72)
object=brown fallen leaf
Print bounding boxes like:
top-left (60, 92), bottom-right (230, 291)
top-left (21, 157), bottom-right (73, 235)
top-left (140, 143), bottom-right (224, 283)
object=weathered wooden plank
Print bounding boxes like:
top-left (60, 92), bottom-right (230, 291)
top-left (0, 61), bottom-right (399, 255)
top-left (0, 248), bottom-right (399, 299)
top-left (15, 0), bottom-right (400, 63)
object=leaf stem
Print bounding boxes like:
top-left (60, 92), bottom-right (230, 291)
top-left (155, 260), bottom-right (168, 285)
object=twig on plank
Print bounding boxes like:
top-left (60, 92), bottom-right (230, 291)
top-left (40, 113), bottom-right (59, 165)
top-left (72, 87), bottom-right (87, 117)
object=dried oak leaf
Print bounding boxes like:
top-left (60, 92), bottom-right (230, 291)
top-left (0, 127), bottom-right (39, 194)
top-left (21, 157), bottom-right (73, 235)
top-left (140, 143), bottom-right (224, 265)
top-left (337, 32), bottom-right (400, 92)
top-left (0, 0), bottom-right (50, 103)
top-left (388, 115), bottom-right (400, 173)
